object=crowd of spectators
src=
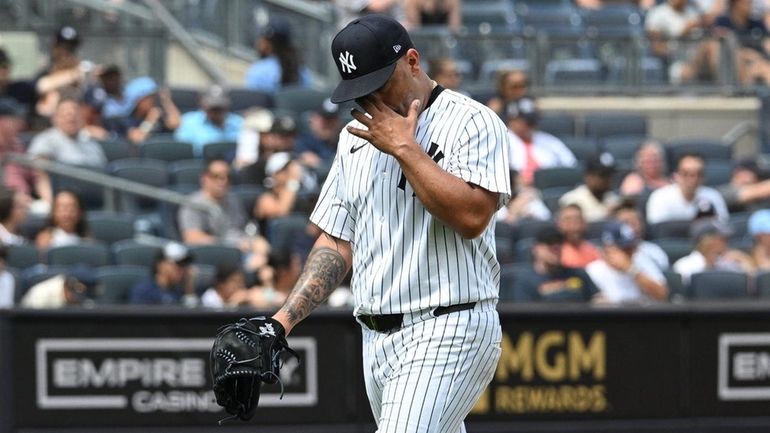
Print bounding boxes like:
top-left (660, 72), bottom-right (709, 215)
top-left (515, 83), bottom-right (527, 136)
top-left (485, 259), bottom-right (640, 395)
top-left (1, 3), bottom-right (770, 310)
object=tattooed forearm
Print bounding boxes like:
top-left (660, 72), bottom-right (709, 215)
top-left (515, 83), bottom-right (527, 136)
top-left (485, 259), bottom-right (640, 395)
top-left (279, 246), bottom-right (347, 327)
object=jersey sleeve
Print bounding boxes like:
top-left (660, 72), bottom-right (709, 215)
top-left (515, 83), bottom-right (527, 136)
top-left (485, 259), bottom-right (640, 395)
top-left (448, 108), bottom-right (512, 210)
top-left (309, 152), bottom-right (354, 242)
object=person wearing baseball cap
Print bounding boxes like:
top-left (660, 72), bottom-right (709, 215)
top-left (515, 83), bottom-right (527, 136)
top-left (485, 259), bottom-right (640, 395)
top-left (586, 221), bottom-right (669, 303)
top-left (504, 225), bottom-right (599, 302)
top-left (673, 217), bottom-right (753, 284)
top-left (268, 13), bottom-right (512, 433)
top-left (504, 95), bottom-right (577, 187)
top-left (128, 242), bottom-right (197, 305)
top-left (175, 85), bottom-right (244, 156)
top-left (295, 97), bottom-right (342, 170)
top-left (559, 152), bottom-right (622, 222)
top-left (0, 47), bottom-right (36, 111)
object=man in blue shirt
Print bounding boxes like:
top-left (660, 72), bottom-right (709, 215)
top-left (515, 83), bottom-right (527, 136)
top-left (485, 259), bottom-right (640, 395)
top-left (505, 225), bottom-right (599, 302)
top-left (295, 98), bottom-right (341, 174)
top-left (129, 242), bottom-right (196, 305)
top-left (175, 85), bottom-right (243, 157)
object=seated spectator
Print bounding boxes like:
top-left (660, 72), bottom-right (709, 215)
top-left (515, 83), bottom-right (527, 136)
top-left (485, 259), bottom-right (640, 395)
top-left (201, 264), bottom-right (267, 308)
top-left (238, 114), bottom-right (301, 187)
top-left (586, 222), bottom-right (669, 303)
top-left (619, 140), bottom-right (671, 197)
top-left (174, 85), bottom-right (243, 157)
top-left (497, 170), bottom-right (552, 226)
top-left (258, 250), bottom-right (302, 306)
top-left (245, 18), bottom-right (312, 94)
top-left (560, 153), bottom-right (621, 222)
top-left (0, 189), bottom-right (30, 246)
top-left (713, 0), bottom-right (770, 85)
top-left (717, 159), bottom-right (770, 213)
top-left (27, 97), bottom-right (108, 207)
top-left (505, 96), bottom-right (576, 187)
top-left (233, 107), bottom-right (274, 170)
top-left (21, 264), bottom-right (97, 308)
top-left (254, 152), bottom-right (304, 225)
top-left (129, 242), bottom-right (197, 305)
top-left (35, 26), bottom-right (97, 119)
top-left (507, 225), bottom-right (599, 302)
top-left (0, 98), bottom-right (42, 205)
top-left (98, 65), bottom-right (129, 119)
top-left (404, 0), bottom-right (461, 31)
top-left (749, 209), bottom-right (770, 271)
top-left (0, 47), bottom-right (36, 114)
top-left (105, 76), bottom-right (180, 145)
top-left (178, 159), bottom-right (270, 272)
top-left (673, 218), bottom-right (754, 283)
top-left (80, 85), bottom-right (110, 140)
top-left (486, 69), bottom-right (529, 118)
top-left (613, 201), bottom-right (669, 271)
top-left (35, 189), bottom-right (89, 250)
top-left (295, 98), bottom-right (341, 173)
top-left (646, 0), bottom-right (709, 84)
top-left (0, 246), bottom-right (13, 307)
top-left (646, 153), bottom-right (729, 224)
top-left (427, 57), bottom-right (465, 93)
top-left (557, 204), bottom-right (601, 268)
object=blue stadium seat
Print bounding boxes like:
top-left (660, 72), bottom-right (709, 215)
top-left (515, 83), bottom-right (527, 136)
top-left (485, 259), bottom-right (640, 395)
top-left (139, 140), bottom-right (194, 162)
top-left (581, 5), bottom-right (643, 38)
top-left (188, 244), bottom-right (242, 268)
top-left (663, 270), bottom-right (686, 301)
top-left (169, 158), bottom-right (205, 186)
top-left (545, 58), bottom-right (604, 87)
top-left (688, 271), bottom-right (750, 299)
top-left (108, 158), bottom-right (169, 214)
top-left (703, 160), bottom-right (733, 187)
top-left (499, 262), bottom-right (535, 302)
top-left (169, 86), bottom-right (201, 114)
top-left (97, 139), bottom-right (132, 162)
top-left (96, 265), bottom-right (151, 304)
top-left (273, 86), bottom-right (330, 117)
top-left (51, 166), bottom-right (107, 211)
top-left (665, 140), bottom-right (732, 167)
top-left (560, 136), bottom-right (598, 161)
top-left (654, 238), bottom-right (692, 264)
top-left (47, 242), bottom-right (111, 267)
top-left (7, 244), bottom-right (40, 269)
top-left (202, 141), bottom-right (236, 162)
top-left (539, 113), bottom-right (576, 138)
top-left (478, 58), bottom-right (530, 83)
top-left (513, 218), bottom-right (555, 242)
top-left (757, 271), bottom-right (770, 298)
top-left (602, 135), bottom-right (646, 163)
top-left (228, 88), bottom-right (274, 112)
top-left (462, 0), bottom-right (519, 33)
top-left (584, 113), bottom-right (647, 140)
top-left (533, 167), bottom-right (583, 190)
top-left (87, 211), bottom-right (136, 245)
top-left (648, 220), bottom-right (692, 239)
top-left (111, 239), bottom-right (163, 268)
top-left (266, 214), bottom-right (310, 255)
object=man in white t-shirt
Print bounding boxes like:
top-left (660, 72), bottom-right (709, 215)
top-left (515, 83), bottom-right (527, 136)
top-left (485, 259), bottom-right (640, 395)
top-left (646, 153), bottom-right (729, 224)
top-left (646, 0), bottom-right (704, 39)
top-left (560, 152), bottom-right (621, 223)
top-left (505, 96), bottom-right (576, 187)
top-left (586, 221), bottom-right (669, 303)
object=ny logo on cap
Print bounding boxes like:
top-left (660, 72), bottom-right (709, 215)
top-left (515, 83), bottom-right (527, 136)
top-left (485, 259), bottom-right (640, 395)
top-left (338, 51), bottom-right (357, 74)
top-left (393, 44), bottom-right (402, 53)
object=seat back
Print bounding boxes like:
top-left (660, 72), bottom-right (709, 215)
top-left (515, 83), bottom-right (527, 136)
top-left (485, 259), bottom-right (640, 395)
top-left (688, 271), bottom-right (750, 299)
top-left (188, 244), bottom-right (242, 268)
top-left (112, 240), bottom-right (163, 268)
top-left (47, 242), bottom-right (111, 267)
top-left (87, 211), bottom-right (135, 245)
top-left (96, 265), bottom-right (151, 304)
top-left (139, 140), bottom-right (194, 162)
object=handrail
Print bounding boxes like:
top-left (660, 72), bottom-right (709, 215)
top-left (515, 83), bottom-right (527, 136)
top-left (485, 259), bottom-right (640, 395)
top-left (142, 0), bottom-right (228, 85)
top-left (60, 0), bottom-right (156, 21)
top-left (4, 153), bottom-right (221, 218)
top-left (262, 0), bottom-right (335, 22)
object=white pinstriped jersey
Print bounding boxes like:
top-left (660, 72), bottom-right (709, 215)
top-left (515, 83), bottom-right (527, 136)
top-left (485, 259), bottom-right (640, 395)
top-left (309, 87), bottom-right (511, 316)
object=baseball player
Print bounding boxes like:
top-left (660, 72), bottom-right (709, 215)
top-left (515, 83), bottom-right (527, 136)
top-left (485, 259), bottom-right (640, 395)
top-left (271, 14), bottom-right (511, 432)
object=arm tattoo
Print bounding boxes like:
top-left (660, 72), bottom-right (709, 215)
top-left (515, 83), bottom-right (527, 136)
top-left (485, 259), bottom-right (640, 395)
top-left (280, 246), bottom-right (347, 327)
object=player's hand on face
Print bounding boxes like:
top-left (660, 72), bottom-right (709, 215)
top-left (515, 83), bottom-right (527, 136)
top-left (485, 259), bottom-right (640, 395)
top-left (347, 94), bottom-right (420, 156)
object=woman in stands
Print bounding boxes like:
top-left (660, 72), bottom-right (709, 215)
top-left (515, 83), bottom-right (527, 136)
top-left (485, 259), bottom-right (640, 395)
top-left (620, 140), bottom-right (671, 197)
top-left (404, 0), bottom-right (461, 31)
top-left (244, 18), bottom-right (312, 94)
top-left (35, 189), bottom-right (89, 250)
top-left (486, 69), bottom-right (530, 118)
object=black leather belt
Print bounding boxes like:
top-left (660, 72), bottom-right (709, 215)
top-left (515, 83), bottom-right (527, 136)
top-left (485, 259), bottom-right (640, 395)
top-left (358, 302), bottom-right (476, 333)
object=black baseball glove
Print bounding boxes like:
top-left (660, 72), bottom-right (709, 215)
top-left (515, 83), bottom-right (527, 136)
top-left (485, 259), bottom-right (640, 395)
top-left (210, 316), bottom-right (299, 423)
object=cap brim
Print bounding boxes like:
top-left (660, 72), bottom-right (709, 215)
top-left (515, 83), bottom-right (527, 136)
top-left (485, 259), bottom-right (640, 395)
top-left (331, 62), bottom-right (397, 103)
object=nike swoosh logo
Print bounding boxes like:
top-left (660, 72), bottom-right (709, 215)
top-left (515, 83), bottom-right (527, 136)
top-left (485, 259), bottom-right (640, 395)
top-left (350, 143), bottom-right (367, 154)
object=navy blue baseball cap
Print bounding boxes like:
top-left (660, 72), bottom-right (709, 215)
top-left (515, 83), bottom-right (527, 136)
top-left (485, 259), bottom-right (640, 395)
top-left (601, 221), bottom-right (639, 249)
top-left (330, 14), bottom-right (414, 103)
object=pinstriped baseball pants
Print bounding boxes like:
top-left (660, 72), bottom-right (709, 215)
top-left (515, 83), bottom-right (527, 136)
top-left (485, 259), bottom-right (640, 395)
top-left (361, 306), bottom-right (502, 433)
